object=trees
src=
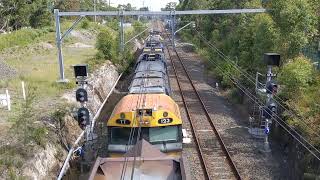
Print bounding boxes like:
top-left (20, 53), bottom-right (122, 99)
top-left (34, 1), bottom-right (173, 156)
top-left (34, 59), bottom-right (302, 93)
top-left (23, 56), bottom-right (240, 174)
top-left (0, 0), bottom-right (53, 30)
top-left (0, 0), bottom-right (115, 31)
top-left (0, 0), bottom-right (32, 30)
top-left (269, 0), bottom-right (318, 58)
top-left (178, 0), bottom-right (320, 174)
top-left (96, 29), bottom-right (117, 61)
top-left (278, 56), bottom-right (315, 99)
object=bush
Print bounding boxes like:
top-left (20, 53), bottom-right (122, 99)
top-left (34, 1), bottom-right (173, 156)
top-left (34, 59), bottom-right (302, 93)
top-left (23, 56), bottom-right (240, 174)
top-left (96, 29), bottom-right (117, 61)
top-left (29, 9), bottom-right (52, 28)
top-left (278, 56), bottom-right (315, 99)
top-left (0, 28), bottom-right (47, 51)
top-left (80, 18), bottom-right (90, 29)
top-left (10, 85), bottom-right (48, 147)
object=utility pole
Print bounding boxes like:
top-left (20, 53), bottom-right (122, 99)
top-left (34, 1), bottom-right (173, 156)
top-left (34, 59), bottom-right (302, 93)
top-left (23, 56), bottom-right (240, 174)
top-left (170, 9), bottom-right (176, 48)
top-left (119, 7), bottom-right (125, 53)
top-left (94, 0), bottom-right (97, 22)
top-left (169, 2), bottom-right (176, 48)
top-left (54, 9), bottom-right (66, 82)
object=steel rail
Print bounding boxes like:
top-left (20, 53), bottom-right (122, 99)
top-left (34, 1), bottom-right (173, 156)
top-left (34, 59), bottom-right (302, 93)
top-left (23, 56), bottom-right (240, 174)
top-left (164, 36), bottom-right (211, 180)
top-left (165, 34), bottom-right (241, 179)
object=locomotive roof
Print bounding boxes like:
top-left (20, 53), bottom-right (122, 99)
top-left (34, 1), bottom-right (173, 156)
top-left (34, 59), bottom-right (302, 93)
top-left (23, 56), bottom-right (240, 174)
top-left (111, 94), bottom-right (180, 117)
top-left (134, 71), bottom-right (164, 78)
top-left (135, 61), bottom-right (166, 73)
top-left (130, 77), bottom-right (165, 88)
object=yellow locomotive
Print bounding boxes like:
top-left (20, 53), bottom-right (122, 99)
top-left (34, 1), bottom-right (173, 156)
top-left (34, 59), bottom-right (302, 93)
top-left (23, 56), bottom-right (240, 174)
top-left (107, 93), bottom-right (183, 157)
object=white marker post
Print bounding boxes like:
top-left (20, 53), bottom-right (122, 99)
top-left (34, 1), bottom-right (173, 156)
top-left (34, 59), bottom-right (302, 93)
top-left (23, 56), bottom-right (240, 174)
top-left (22, 81), bottom-right (26, 100)
top-left (6, 89), bottom-right (11, 111)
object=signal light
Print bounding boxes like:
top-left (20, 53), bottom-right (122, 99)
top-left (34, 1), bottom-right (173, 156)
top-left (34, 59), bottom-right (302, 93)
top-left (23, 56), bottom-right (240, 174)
top-left (263, 101), bottom-right (277, 119)
top-left (78, 107), bottom-right (90, 130)
top-left (264, 127), bottom-right (270, 135)
top-left (76, 88), bottom-right (88, 102)
top-left (191, 22), bottom-right (196, 28)
top-left (266, 81), bottom-right (278, 94)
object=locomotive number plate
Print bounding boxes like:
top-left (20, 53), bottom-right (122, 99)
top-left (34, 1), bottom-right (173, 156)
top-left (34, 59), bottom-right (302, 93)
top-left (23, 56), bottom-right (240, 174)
top-left (158, 118), bottom-right (173, 124)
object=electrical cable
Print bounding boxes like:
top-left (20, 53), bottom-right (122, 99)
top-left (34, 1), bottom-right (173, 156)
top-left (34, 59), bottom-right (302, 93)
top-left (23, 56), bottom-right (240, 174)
top-left (130, 61), bottom-right (152, 179)
top-left (121, 38), bottom-right (155, 179)
top-left (194, 29), bottom-right (320, 140)
top-left (187, 42), bottom-right (320, 160)
top-left (120, 74), bottom-right (145, 180)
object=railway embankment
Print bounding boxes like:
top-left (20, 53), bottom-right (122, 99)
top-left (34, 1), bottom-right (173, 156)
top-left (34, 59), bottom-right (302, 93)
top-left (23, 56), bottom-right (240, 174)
top-left (13, 60), bottom-right (120, 179)
top-left (0, 21), bottom-right (123, 179)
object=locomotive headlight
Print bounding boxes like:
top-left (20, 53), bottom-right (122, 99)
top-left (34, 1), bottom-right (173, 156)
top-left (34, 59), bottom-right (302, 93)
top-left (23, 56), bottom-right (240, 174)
top-left (144, 120), bottom-right (150, 125)
top-left (120, 113), bottom-right (125, 119)
top-left (163, 112), bottom-right (168, 117)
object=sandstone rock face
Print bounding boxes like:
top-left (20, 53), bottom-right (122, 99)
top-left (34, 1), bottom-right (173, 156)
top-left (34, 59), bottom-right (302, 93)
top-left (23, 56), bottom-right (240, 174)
top-left (22, 144), bottom-right (58, 180)
top-left (86, 61), bottom-right (119, 115)
top-left (21, 61), bottom-right (119, 179)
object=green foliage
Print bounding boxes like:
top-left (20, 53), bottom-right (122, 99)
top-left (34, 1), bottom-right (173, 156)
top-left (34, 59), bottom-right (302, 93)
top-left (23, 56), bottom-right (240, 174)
top-left (278, 56), bottom-right (315, 99)
top-left (278, 57), bottom-right (320, 149)
top-left (80, 18), bottom-right (90, 29)
top-left (10, 85), bottom-right (48, 147)
top-left (0, 28), bottom-right (48, 51)
top-left (132, 21), bottom-right (145, 34)
top-left (106, 18), bottom-right (120, 31)
top-left (228, 88), bottom-right (244, 104)
top-left (0, 146), bottom-right (24, 169)
top-left (118, 48), bottom-right (136, 74)
top-left (96, 28), bottom-right (117, 61)
top-left (213, 60), bottom-right (240, 88)
top-left (0, 0), bottom-right (54, 30)
top-left (269, 0), bottom-right (318, 57)
top-left (29, 8), bottom-right (52, 28)
top-left (178, 1), bottom-right (320, 169)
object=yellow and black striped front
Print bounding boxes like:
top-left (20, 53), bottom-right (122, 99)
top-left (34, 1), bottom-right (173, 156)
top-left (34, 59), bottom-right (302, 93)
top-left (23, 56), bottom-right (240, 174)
top-left (107, 94), bottom-right (182, 157)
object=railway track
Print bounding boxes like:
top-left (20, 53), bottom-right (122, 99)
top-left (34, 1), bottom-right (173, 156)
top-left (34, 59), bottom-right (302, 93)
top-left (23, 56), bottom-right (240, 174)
top-left (163, 31), bottom-right (241, 180)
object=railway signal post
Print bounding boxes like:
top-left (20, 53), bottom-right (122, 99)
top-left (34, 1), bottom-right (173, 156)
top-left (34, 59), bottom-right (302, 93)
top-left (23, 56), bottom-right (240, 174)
top-left (263, 53), bottom-right (280, 152)
top-left (73, 65), bottom-right (90, 131)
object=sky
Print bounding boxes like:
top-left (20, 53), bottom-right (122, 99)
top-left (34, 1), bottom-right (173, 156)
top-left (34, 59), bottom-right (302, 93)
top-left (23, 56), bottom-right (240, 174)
top-left (108, 0), bottom-right (179, 11)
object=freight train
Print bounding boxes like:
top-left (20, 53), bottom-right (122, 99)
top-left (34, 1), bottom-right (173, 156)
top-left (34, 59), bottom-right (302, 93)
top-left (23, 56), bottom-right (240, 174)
top-left (107, 30), bottom-right (182, 156)
top-left (88, 29), bottom-right (187, 179)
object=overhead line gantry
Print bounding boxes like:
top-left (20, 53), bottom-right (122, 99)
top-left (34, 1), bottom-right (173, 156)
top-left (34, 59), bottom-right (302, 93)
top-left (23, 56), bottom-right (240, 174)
top-left (54, 8), bottom-right (266, 82)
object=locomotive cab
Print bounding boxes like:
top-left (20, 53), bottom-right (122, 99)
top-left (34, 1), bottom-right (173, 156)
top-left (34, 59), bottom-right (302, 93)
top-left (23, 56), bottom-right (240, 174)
top-left (107, 94), bottom-right (183, 157)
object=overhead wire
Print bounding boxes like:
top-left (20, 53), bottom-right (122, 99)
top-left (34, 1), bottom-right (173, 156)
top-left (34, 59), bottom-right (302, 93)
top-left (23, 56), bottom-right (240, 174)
top-left (120, 57), bottom-right (147, 180)
top-left (130, 72), bottom-right (150, 179)
top-left (191, 30), bottom-right (320, 160)
top-left (194, 29), bottom-right (320, 140)
top-left (120, 73), bottom-right (146, 180)
top-left (121, 37), bottom-right (156, 179)
top-left (130, 49), bottom-right (156, 179)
